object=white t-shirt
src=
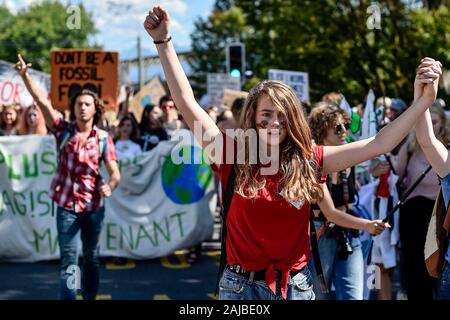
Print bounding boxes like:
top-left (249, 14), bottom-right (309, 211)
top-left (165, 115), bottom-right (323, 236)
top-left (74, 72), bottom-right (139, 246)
top-left (115, 139), bottom-right (142, 160)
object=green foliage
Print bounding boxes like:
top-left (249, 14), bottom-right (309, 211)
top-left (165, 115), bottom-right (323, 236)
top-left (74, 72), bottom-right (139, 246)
top-left (0, 1), bottom-right (98, 72)
top-left (190, 0), bottom-right (450, 105)
top-left (189, 5), bottom-right (249, 97)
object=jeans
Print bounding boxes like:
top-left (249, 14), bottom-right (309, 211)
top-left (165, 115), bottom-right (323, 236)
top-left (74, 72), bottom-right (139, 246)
top-left (219, 266), bottom-right (315, 300)
top-left (437, 262), bottom-right (450, 300)
top-left (56, 206), bottom-right (105, 300)
top-left (309, 228), bottom-right (364, 300)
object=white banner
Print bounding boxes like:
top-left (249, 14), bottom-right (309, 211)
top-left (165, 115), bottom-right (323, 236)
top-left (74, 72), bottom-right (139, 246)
top-left (0, 60), bottom-right (50, 107)
top-left (268, 69), bottom-right (310, 103)
top-left (0, 133), bottom-right (216, 262)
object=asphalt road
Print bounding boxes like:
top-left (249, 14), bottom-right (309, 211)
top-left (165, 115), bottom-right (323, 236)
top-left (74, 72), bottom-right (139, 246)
top-left (0, 244), bottom-right (222, 300)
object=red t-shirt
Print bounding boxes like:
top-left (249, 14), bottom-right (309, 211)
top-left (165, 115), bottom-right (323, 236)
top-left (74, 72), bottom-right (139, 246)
top-left (211, 133), bottom-right (325, 299)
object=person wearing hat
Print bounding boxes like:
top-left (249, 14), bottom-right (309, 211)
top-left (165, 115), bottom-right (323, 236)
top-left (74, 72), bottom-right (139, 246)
top-left (387, 98), bottom-right (408, 122)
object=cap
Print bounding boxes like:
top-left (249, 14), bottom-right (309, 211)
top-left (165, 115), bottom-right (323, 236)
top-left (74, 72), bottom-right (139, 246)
top-left (391, 98), bottom-right (407, 112)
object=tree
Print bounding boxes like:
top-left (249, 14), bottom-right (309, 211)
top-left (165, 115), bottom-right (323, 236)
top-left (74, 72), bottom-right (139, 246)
top-left (189, 5), bottom-right (249, 97)
top-left (0, 5), bottom-right (13, 33)
top-left (0, 1), bottom-right (98, 72)
top-left (190, 0), bottom-right (450, 105)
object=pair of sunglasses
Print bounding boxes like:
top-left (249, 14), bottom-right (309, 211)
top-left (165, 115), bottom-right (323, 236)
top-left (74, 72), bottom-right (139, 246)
top-left (334, 122), bottom-right (350, 135)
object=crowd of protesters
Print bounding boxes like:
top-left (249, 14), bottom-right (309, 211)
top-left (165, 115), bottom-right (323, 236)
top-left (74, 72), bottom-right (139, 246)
top-left (0, 5), bottom-right (449, 301)
top-left (1, 62), bottom-right (449, 300)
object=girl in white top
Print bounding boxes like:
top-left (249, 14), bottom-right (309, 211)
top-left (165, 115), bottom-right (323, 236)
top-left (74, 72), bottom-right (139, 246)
top-left (115, 114), bottom-right (142, 160)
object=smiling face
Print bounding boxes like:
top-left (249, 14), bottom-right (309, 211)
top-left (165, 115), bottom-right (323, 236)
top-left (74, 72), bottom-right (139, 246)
top-left (255, 94), bottom-right (288, 146)
top-left (3, 108), bottom-right (17, 126)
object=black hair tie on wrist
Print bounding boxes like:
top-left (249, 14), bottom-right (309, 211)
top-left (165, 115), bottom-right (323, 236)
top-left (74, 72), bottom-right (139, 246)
top-left (153, 36), bottom-right (172, 44)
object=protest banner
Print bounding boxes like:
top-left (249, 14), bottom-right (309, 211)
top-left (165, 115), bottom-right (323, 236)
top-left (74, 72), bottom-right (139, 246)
top-left (207, 73), bottom-right (241, 102)
top-left (268, 69), bottom-right (310, 103)
top-left (0, 60), bottom-right (50, 107)
top-left (50, 49), bottom-right (119, 112)
top-left (129, 77), bottom-right (167, 121)
top-left (0, 133), bottom-right (216, 262)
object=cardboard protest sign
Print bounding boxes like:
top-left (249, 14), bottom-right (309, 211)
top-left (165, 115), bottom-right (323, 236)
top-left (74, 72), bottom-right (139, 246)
top-left (222, 89), bottom-right (248, 109)
top-left (268, 69), bottom-right (310, 103)
top-left (207, 73), bottom-right (241, 100)
top-left (50, 49), bottom-right (119, 112)
top-left (129, 77), bottom-right (167, 121)
top-left (0, 60), bottom-right (50, 107)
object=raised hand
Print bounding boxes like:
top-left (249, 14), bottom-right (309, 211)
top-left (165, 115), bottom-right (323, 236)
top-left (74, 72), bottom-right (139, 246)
top-left (414, 57), bottom-right (442, 103)
top-left (143, 6), bottom-right (170, 42)
top-left (15, 54), bottom-right (32, 77)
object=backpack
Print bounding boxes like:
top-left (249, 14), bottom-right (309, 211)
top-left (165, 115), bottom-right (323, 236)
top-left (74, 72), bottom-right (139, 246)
top-left (215, 164), bottom-right (328, 294)
top-left (425, 189), bottom-right (450, 279)
top-left (58, 122), bottom-right (108, 165)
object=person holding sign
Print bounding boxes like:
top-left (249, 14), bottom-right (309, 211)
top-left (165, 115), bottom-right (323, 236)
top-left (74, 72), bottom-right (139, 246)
top-left (144, 5), bottom-right (440, 300)
top-left (15, 54), bottom-right (120, 300)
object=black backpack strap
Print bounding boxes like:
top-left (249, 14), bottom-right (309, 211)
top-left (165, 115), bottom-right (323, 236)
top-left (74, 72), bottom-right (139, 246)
top-left (309, 209), bottom-right (329, 294)
top-left (215, 163), bottom-right (236, 295)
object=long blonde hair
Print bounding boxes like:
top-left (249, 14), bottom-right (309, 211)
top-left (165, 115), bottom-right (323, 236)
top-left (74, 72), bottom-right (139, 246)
top-left (235, 80), bottom-right (323, 203)
top-left (18, 105), bottom-right (47, 135)
top-left (407, 102), bottom-right (449, 153)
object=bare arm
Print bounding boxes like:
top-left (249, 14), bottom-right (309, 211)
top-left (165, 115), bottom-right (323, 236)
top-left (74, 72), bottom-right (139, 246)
top-left (144, 6), bottom-right (221, 161)
top-left (323, 59), bottom-right (442, 174)
top-left (415, 110), bottom-right (450, 177)
top-left (316, 184), bottom-right (387, 235)
top-left (118, 86), bottom-right (133, 120)
top-left (411, 58), bottom-right (449, 177)
top-left (15, 54), bottom-right (59, 130)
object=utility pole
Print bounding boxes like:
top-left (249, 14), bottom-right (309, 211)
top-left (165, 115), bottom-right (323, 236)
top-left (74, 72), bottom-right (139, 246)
top-left (138, 36), bottom-right (144, 90)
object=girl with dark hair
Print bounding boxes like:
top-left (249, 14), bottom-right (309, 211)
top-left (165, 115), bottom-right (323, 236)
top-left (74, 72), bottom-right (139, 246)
top-left (115, 114), bottom-right (142, 159)
top-left (139, 104), bottom-right (168, 152)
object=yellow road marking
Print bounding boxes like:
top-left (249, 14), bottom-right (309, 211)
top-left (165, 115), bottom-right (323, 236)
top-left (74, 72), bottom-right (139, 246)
top-left (160, 252), bottom-right (190, 269)
top-left (207, 293), bottom-right (219, 300)
top-left (105, 258), bottom-right (136, 270)
top-left (76, 294), bottom-right (112, 300)
top-left (153, 294), bottom-right (170, 300)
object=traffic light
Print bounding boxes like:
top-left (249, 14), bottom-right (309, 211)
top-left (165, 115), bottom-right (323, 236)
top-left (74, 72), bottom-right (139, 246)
top-left (226, 43), bottom-right (245, 78)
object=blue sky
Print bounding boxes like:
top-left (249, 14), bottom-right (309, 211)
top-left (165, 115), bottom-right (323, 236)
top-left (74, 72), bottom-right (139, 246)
top-left (4, 0), bottom-right (216, 83)
top-left (4, 0), bottom-right (216, 59)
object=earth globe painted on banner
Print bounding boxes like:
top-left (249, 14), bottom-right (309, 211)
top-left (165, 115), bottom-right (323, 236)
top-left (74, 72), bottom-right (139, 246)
top-left (161, 145), bottom-right (213, 204)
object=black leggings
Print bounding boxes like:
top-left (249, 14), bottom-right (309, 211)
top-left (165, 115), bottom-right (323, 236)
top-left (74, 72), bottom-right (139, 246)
top-left (399, 196), bottom-right (437, 300)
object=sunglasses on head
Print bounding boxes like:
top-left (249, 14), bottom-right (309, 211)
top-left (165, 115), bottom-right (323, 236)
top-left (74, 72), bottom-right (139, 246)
top-left (334, 122), bottom-right (350, 135)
